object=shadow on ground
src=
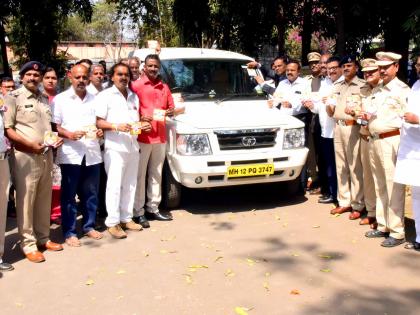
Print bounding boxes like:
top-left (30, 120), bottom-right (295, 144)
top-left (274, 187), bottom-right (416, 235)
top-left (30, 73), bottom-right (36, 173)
top-left (299, 287), bottom-right (420, 315)
top-left (181, 182), bottom-right (307, 215)
top-left (3, 217), bottom-right (108, 264)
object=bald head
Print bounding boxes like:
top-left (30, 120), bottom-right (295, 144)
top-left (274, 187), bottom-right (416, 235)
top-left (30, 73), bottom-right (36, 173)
top-left (70, 64), bottom-right (89, 98)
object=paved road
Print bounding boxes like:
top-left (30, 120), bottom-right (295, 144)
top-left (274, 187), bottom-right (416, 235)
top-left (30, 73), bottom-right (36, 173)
top-left (1, 183), bottom-right (419, 315)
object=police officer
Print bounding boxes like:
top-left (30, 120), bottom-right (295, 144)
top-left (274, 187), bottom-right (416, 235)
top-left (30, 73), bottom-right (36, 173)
top-left (328, 55), bottom-right (367, 218)
top-left (0, 96), bottom-right (13, 271)
top-left (355, 59), bottom-right (380, 228)
top-left (364, 52), bottom-right (410, 247)
top-left (4, 61), bottom-right (64, 263)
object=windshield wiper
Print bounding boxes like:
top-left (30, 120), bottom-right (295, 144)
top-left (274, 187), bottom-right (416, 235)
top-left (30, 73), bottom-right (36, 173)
top-left (215, 93), bottom-right (256, 104)
top-left (182, 93), bottom-right (208, 100)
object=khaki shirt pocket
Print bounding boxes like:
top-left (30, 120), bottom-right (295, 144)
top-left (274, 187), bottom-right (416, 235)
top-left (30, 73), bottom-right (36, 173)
top-left (20, 105), bottom-right (39, 124)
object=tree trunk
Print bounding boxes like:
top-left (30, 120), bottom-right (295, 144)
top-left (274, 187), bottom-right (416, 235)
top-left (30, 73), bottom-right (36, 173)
top-left (276, 5), bottom-right (286, 55)
top-left (0, 22), bottom-right (10, 76)
top-left (301, 0), bottom-right (313, 65)
top-left (335, 0), bottom-right (345, 56)
top-left (383, 3), bottom-right (411, 82)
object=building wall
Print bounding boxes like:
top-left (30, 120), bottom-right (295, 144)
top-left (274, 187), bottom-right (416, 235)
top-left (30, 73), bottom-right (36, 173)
top-left (58, 42), bottom-right (138, 62)
top-left (6, 41), bottom-right (138, 65)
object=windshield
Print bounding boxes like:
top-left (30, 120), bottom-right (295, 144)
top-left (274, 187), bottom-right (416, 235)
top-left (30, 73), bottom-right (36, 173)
top-left (160, 58), bottom-right (263, 100)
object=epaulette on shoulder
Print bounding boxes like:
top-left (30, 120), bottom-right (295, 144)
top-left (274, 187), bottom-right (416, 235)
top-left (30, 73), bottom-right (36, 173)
top-left (9, 87), bottom-right (24, 98)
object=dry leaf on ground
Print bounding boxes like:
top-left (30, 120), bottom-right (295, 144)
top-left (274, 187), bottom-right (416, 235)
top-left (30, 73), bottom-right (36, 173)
top-left (318, 254), bottom-right (333, 259)
top-left (234, 306), bottom-right (253, 315)
top-left (85, 279), bottom-right (95, 286)
top-left (290, 289), bottom-right (301, 295)
top-left (183, 274), bottom-right (193, 284)
top-left (263, 282), bottom-right (270, 291)
top-left (188, 264), bottom-right (209, 272)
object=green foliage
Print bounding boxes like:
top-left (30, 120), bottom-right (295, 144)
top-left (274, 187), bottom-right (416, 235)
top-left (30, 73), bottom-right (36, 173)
top-left (108, 0), bottom-right (179, 46)
top-left (404, 6), bottom-right (420, 51)
top-left (6, 0), bottom-right (93, 69)
top-left (63, 1), bottom-right (122, 42)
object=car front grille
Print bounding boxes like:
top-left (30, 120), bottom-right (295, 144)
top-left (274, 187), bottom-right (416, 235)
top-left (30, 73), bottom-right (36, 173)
top-left (214, 128), bottom-right (278, 150)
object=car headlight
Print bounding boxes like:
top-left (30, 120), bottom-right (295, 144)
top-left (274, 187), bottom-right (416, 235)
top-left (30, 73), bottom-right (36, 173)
top-left (283, 128), bottom-right (305, 149)
top-left (177, 134), bottom-right (212, 155)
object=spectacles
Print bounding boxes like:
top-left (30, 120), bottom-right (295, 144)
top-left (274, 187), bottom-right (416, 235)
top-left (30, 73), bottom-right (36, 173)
top-left (327, 66), bottom-right (339, 71)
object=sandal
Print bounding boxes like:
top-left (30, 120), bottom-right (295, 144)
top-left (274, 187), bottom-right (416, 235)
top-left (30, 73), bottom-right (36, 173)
top-left (404, 242), bottom-right (420, 251)
top-left (85, 230), bottom-right (103, 240)
top-left (65, 236), bottom-right (81, 247)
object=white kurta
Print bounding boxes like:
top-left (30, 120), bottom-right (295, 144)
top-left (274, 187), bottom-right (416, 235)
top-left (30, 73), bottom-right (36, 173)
top-left (394, 86), bottom-right (420, 186)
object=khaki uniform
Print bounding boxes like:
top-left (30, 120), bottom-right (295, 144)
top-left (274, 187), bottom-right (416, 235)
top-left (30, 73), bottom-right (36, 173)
top-left (359, 84), bottom-right (378, 217)
top-left (3, 86), bottom-right (53, 254)
top-left (0, 109), bottom-right (10, 260)
top-left (332, 76), bottom-right (368, 210)
top-left (367, 78), bottom-right (409, 239)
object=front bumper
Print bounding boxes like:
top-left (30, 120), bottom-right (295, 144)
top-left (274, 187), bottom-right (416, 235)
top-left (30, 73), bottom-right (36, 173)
top-left (167, 148), bottom-right (309, 188)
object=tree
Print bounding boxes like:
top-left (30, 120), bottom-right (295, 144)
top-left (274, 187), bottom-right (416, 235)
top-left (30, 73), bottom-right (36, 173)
top-left (7, 0), bottom-right (93, 70)
top-left (63, 1), bottom-right (123, 42)
top-left (108, 0), bottom-right (180, 47)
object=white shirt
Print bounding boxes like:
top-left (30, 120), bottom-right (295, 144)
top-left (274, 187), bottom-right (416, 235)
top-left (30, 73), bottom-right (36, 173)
top-left (394, 88), bottom-right (420, 186)
top-left (310, 78), bottom-right (341, 138)
top-left (95, 85), bottom-right (140, 153)
top-left (52, 87), bottom-right (102, 166)
top-left (412, 79), bottom-right (420, 93)
top-left (273, 77), bottom-right (309, 116)
top-left (86, 83), bottom-right (102, 96)
top-left (0, 112), bottom-right (8, 153)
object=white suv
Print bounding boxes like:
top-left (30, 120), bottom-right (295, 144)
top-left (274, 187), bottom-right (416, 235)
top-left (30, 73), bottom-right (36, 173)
top-left (130, 48), bottom-right (308, 208)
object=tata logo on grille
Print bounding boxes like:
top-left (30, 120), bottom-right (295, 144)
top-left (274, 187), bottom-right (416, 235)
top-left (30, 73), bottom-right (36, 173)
top-left (241, 136), bottom-right (257, 146)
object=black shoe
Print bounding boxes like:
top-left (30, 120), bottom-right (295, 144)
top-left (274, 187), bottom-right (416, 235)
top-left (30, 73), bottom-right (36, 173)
top-left (0, 262), bottom-right (14, 271)
top-left (318, 196), bottom-right (336, 204)
top-left (365, 230), bottom-right (389, 238)
top-left (145, 211), bottom-right (173, 221)
top-left (137, 215), bottom-right (150, 228)
top-left (381, 236), bottom-right (405, 247)
top-left (318, 194), bottom-right (330, 200)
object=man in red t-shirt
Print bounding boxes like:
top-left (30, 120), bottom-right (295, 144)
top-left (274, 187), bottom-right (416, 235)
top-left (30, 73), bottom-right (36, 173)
top-left (131, 54), bottom-right (174, 227)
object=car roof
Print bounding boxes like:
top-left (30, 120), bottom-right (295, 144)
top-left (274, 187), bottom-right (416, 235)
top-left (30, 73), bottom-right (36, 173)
top-left (130, 47), bottom-right (254, 62)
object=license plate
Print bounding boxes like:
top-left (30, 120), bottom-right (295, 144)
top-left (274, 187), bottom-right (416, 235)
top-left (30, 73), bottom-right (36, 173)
top-left (227, 163), bottom-right (274, 178)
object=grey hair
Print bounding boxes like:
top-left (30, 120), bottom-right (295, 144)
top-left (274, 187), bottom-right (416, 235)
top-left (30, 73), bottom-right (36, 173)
top-left (89, 64), bottom-right (105, 76)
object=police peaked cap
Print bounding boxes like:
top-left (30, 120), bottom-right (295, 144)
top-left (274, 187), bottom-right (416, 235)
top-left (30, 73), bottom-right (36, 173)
top-left (339, 55), bottom-right (358, 67)
top-left (19, 61), bottom-right (45, 76)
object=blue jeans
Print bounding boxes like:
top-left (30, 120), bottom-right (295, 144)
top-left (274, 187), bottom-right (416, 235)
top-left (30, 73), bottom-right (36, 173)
top-left (320, 137), bottom-right (337, 200)
top-left (60, 159), bottom-right (100, 239)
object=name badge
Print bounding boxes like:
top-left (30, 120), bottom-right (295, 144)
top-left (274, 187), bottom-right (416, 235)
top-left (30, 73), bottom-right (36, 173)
top-left (24, 104), bottom-right (33, 109)
top-left (294, 91), bottom-right (302, 94)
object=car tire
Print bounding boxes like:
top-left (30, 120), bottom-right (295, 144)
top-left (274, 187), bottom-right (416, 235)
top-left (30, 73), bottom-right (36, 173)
top-left (161, 160), bottom-right (182, 209)
top-left (284, 169), bottom-right (303, 196)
